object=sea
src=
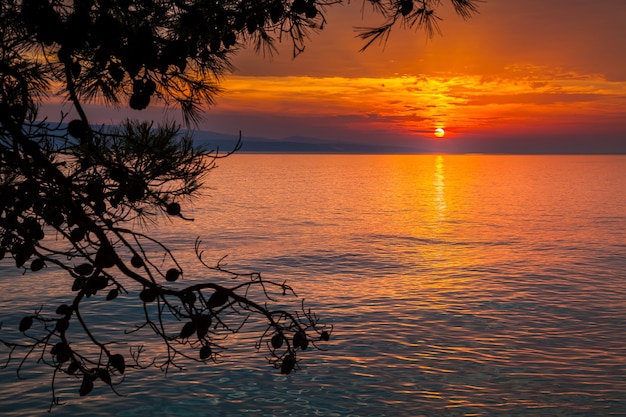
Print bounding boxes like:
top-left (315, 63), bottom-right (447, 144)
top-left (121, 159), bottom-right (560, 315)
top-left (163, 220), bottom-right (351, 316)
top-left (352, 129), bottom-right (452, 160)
top-left (1, 154), bottom-right (626, 416)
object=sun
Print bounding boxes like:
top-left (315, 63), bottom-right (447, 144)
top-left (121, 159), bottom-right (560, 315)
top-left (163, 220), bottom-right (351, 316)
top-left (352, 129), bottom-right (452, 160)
top-left (434, 128), bottom-right (445, 138)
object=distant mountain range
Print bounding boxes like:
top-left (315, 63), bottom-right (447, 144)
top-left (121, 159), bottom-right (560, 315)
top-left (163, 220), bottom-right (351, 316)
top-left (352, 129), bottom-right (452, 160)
top-left (190, 130), bottom-right (419, 154)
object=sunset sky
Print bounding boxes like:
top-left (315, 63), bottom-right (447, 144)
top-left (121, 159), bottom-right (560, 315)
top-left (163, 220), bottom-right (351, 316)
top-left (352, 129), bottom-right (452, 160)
top-left (44, 0), bottom-right (626, 153)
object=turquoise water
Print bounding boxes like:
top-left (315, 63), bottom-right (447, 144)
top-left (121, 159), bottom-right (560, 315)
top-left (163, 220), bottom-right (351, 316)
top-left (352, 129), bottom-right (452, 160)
top-left (2, 155), bottom-right (626, 416)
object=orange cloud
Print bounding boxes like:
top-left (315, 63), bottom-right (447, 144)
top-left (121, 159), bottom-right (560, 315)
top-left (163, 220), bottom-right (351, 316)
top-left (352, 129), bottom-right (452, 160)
top-left (211, 66), bottom-right (626, 139)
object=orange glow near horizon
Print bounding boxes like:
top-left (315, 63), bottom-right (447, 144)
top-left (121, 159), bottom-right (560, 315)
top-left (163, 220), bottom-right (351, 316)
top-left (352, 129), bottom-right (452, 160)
top-left (211, 70), bottom-right (626, 139)
top-left (40, 67), bottom-right (626, 149)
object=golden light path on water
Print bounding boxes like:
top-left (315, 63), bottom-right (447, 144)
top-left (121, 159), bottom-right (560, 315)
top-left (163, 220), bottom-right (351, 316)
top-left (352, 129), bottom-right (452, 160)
top-left (1, 155), bottom-right (626, 416)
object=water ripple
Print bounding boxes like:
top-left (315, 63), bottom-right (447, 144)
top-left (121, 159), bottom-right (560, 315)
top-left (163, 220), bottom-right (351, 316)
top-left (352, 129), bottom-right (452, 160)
top-left (2, 155), bottom-right (626, 415)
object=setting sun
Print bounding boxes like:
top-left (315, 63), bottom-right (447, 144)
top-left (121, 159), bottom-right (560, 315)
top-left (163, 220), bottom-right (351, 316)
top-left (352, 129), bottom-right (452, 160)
top-left (434, 128), bottom-right (445, 138)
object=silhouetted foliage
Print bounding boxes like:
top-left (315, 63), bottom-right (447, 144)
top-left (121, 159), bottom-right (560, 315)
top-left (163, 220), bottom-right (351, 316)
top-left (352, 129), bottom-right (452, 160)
top-left (0, 0), bottom-right (478, 410)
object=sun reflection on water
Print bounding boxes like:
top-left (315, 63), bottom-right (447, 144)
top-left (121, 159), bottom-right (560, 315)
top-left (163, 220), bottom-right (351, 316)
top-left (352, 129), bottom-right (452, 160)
top-left (433, 155), bottom-right (446, 220)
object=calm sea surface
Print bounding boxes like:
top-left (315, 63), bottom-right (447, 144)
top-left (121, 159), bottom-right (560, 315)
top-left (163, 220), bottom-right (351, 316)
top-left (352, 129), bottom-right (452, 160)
top-left (2, 154), bottom-right (626, 416)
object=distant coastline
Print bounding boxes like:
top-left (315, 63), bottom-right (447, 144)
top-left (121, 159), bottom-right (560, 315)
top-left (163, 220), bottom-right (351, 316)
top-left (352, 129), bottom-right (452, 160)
top-left (190, 130), bottom-right (423, 154)
top-left (197, 139), bottom-right (420, 155)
